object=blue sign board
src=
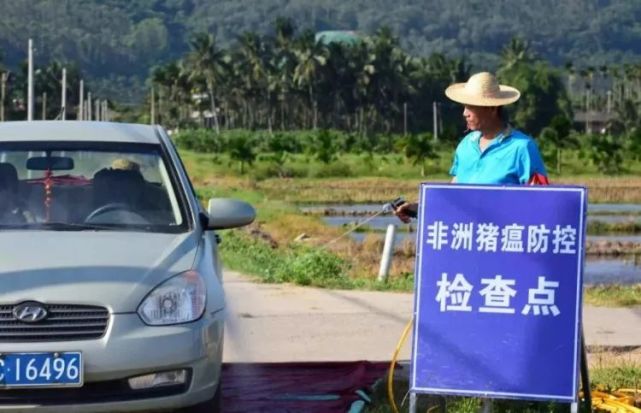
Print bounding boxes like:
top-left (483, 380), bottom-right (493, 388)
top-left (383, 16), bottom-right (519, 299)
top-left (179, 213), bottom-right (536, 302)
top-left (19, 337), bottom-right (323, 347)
top-left (411, 184), bottom-right (587, 402)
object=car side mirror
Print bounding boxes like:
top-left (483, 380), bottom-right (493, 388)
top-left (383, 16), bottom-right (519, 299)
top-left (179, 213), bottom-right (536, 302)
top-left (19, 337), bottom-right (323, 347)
top-left (206, 198), bottom-right (256, 230)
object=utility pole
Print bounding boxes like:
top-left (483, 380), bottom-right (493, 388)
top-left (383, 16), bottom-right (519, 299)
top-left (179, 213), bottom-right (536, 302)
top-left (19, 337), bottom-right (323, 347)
top-left (87, 92), bottom-right (92, 120)
top-left (78, 80), bottom-right (84, 120)
top-left (42, 92), bottom-right (47, 120)
top-left (61, 68), bottom-right (66, 120)
top-left (432, 101), bottom-right (438, 141)
top-left (158, 89), bottom-right (162, 125)
top-left (150, 86), bottom-right (156, 124)
top-left (438, 103), bottom-right (443, 136)
top-left (1, 72), bottom-right (6, 122)
top-left (403, 102), bottom-right (408, 136)
top-left (27, 39), bottom-right (34, 121)
top-left (585, 89), bottom-right (590, 133)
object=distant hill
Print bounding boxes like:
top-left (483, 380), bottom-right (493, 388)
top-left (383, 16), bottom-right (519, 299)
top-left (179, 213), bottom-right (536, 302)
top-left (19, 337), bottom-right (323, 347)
top-left (0, 0), bottom-right (639, 102)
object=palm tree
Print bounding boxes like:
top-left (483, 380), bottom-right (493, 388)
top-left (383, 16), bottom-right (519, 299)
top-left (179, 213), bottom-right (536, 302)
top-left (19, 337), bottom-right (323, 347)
top-left (539, 115), bottom-right (576, 174)
top-left (228, 132), bottom-right (256, 174)
top-left (185, 33), bottom-right (227, 133)
top-left (448, 57), bottom-right (471, 84)
top-left (368, 27), bottom-right (409, 133)
top-left (293, 30), bottom-right (328, 129)
top-left (33, 60), bottom-right (81, 120)
top-left (274, 17), bottom-right (296, 49)
top-left (564, 61), bottom-right (575, 99)
top-left (236, 32), bottom-right (271, 129)
top-left (309, 129), bottom-right (337, 164)
top-left (397, 132), bottom-right (437, 177)
top-left (151, 63), bottom-right (180, 126)
top-left (273, 18), bottom-right (297, 130)
top-left (348, 39), bottom-right (376, 135)
top-left (500, 37), bottom-right (533, 72)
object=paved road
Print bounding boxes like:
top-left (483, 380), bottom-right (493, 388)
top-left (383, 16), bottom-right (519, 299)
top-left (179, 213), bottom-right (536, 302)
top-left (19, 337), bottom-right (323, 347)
top-left (222, 270), bottom-right (641, 363)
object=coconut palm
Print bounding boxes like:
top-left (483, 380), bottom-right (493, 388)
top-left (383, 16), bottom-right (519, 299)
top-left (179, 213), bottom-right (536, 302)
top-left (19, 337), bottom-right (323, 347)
top-left (185, 33), bottom-right (227, 133)
top-left (500, 37), bottom-right (533, 72)
top-left (293, 30), bottom-right (328, 129)
top-left (396, 132), bottom-right (437, 177)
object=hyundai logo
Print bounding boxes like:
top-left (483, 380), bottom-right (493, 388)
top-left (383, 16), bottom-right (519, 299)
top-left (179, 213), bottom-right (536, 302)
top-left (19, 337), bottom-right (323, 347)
top-left (13, 302), bottom-right (48, 323)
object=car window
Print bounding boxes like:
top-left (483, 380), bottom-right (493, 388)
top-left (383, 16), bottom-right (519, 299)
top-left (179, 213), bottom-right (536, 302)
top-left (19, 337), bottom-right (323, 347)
top-left (0, 142), bottom-right (188, 233)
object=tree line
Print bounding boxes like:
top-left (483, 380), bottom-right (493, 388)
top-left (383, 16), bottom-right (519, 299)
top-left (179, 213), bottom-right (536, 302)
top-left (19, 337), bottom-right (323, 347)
top-left (149, 20), bottom-right (575, 139)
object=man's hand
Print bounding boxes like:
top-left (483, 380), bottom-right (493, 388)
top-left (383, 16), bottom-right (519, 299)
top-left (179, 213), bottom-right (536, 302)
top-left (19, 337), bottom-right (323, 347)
top-left (394, 202), bottom-right (418, 223)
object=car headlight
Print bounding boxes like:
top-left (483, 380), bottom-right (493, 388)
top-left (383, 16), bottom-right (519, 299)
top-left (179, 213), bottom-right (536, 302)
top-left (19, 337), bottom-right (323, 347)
top-left (138, 271), bottom-right (206, 326)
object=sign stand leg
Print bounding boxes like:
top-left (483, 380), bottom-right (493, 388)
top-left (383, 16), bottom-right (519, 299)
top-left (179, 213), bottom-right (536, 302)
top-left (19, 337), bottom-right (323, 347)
top-left (409, 392), bottom-right (417, 413)
top-left (570, 402), bottom-right (579, 413)
top-left (481, 398), bottom-right (492, 413)
top-left (580, 327), bottom-right (592, 411)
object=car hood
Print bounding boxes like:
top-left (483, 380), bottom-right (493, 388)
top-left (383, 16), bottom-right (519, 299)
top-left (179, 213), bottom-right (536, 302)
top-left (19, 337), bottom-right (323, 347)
top-left (0, 231), bottom-right (199, 312)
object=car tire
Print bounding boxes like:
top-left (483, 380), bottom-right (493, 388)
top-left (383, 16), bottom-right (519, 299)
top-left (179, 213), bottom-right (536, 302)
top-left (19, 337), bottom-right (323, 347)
top-left (179, 381), bottom-right (222, 413)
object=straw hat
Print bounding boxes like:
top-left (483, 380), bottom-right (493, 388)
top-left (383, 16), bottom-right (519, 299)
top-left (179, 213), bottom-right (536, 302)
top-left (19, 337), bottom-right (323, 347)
top-left (111, 159), bottom-right (140, 171)
top-left (445, 72), bottom-right (520, 106)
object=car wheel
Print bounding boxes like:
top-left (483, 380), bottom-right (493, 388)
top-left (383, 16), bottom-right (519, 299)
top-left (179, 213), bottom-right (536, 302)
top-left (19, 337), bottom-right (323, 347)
top-left (180, 381), bottom-right (222, 413)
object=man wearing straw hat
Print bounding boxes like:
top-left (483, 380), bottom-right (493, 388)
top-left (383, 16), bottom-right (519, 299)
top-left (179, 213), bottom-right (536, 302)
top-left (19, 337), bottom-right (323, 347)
top-left (395, 72), bottom-right (549, 223)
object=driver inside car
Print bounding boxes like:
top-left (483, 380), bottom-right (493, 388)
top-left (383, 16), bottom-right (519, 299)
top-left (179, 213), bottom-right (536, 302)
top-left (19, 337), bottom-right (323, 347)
top-left (87, 159), bottom-right (149, 224)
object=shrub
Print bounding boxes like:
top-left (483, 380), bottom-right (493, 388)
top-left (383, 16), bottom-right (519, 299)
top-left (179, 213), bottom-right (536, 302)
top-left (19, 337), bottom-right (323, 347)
top-left (173, 129), bottom-right (223, 153)
top-left (283, 246), bottom-right (348, 287)
top-left (219, 230), bottom-right (349, 287)
top-left (307, 161), bottom-right (353, 178)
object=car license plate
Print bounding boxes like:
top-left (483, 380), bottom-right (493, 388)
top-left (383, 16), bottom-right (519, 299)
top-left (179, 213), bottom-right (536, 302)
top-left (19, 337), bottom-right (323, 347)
top-left (0, 352), bottom-right (82, 388)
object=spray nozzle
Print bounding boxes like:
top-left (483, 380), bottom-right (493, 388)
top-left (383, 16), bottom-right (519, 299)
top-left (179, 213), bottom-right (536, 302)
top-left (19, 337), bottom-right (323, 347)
top-left (382, 197), bottom-right (406, 213)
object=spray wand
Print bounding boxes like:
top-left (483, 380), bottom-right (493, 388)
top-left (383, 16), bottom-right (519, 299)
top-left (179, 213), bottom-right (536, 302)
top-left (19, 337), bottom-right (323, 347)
top-left (321, 197), bottom-right (415, 247)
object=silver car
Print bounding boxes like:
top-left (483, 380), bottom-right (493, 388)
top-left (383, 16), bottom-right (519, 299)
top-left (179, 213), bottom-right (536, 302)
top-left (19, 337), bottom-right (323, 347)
top-left (0, 121), bottom-right (255, 412)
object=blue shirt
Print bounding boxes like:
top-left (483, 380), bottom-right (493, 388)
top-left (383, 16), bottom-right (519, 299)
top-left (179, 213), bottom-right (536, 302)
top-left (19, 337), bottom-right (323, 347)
top-left (449, 128), bottom-right (547, 185)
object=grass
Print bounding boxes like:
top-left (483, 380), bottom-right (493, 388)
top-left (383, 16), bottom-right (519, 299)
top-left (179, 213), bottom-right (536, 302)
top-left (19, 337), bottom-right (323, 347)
top-left (219, 229), bottom-right (352, 289)
top-left (587, 221), bottom-right (641, 235)
top-left (583, 284), bottom-right (641, 306)
top-left (590, 210), bottom-right (641, 216)
top-left (590, 366), bottom-right (641, 391)
top-left (218, 229), bottom-right (415, 291)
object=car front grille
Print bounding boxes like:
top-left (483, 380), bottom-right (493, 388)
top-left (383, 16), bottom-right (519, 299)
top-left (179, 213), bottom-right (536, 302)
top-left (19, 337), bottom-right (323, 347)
top-left (0, 304), bottom-right (109, 342)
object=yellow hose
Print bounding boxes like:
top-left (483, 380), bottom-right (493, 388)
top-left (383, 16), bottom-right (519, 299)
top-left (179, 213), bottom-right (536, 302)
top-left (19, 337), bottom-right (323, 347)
top-left (388, 316), bottom-right (414, 413)
top-left (590, 389), bottom-right (641, 413)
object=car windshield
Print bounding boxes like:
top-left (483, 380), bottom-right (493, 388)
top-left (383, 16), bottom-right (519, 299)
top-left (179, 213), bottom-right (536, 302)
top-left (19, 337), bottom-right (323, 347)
top-left (0, 141), bottom-right (189, 233)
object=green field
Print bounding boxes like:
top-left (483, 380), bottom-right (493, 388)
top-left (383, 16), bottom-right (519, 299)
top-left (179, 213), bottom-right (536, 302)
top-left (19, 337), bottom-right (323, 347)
top-left (181, 147), bottom-right (641, 307)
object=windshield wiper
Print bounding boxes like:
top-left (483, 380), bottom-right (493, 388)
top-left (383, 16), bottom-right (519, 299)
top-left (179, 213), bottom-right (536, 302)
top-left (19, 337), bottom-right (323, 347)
top-left (35, 222), bottom-right (118, 231)
top-left (0, 222), bottom-right (143, 231)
